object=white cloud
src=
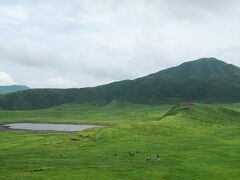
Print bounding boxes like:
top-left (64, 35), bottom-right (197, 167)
top-left (28, 77), bottom-right (79, 88)
top-left (47, 77), bottom-right (79, 88)
top-left (0, 71), bottom-right (14, 85)
top-left (0, 4), bottom-right (30, 26)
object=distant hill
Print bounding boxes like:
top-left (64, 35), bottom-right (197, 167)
top-left (0, 85), bottom-right (29, 95)
top-left (0, 58), bottom-right (239, 110)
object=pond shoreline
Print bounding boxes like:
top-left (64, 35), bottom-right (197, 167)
top-left (1, 123), bottom-right (107, 133)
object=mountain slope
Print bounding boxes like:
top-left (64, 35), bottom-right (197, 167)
top-left (150, 58), bottom-right (240, 81)
top-left (0, 85), bottom-right (29, 94)
top-left (119, 57), bottom-right (240, 103)
top-left (0, 58), bottom-right (239, 110)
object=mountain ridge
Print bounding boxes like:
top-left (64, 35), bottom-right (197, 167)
top-left (0, 85), bottom-right (29, 95)
top-left (0, 58), bottom-right (239, 110)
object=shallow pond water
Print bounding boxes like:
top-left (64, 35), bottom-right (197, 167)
top-left (2, 123), bottom-right (100, 132)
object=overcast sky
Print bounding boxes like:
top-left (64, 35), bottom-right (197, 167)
top-left (0, 0), bottom-right (240, 88)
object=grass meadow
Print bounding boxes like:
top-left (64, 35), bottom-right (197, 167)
top-left (0, 102), bottom-right (240, 179)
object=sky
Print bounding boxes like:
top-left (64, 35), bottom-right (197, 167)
top-left (0, 0), bottom-right (240, 88)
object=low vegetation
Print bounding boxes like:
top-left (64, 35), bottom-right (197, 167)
top-left (0, 102), bottom-right (239, 179)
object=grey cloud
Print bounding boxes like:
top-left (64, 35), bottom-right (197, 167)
top-left (0, 0), bottom-right (240, 88)
top-left (0, 41), bottom-right (62, 68)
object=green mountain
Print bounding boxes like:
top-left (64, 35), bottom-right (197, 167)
top-left (0, 85), bottom-right (29, 95)
top-left (0, 58), bottom-right (239, 110)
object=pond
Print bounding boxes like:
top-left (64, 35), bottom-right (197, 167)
top-left (2, 123), bottom-right (100, 132)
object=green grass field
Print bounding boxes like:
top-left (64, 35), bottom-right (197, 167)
top-left (0, 102), bottom-right (240, 179)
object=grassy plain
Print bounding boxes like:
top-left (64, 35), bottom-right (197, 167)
top-left (0, 102), bottom-right (239, 179)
